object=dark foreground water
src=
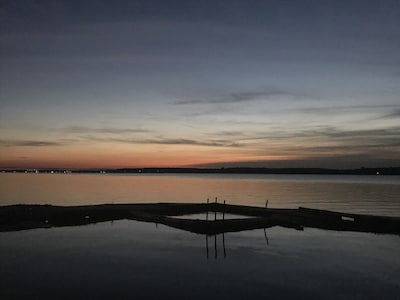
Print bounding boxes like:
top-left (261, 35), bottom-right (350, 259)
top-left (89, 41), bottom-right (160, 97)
top-left (1, 220), bottom-right (399, 300)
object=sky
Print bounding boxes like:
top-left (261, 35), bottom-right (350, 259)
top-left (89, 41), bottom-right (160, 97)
top-left (0, 0), bottom-right (399, 169)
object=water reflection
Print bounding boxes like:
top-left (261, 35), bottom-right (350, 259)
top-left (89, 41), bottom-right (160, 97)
top-left (205, 233), bottom-right (227, 260)
top-left (204, 230), bottom-right (268, 260)
top-left (1, 219), bottom-right (399, 300)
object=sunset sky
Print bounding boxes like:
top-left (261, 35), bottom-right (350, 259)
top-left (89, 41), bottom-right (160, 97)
top-left (1, 0), bottom-right (399, 169)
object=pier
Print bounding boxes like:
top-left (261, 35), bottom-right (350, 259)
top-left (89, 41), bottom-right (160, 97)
top-left (1, 202), bottom-right (399, 235)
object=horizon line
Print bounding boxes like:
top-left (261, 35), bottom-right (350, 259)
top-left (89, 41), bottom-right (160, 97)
top-left (2, 166), bottom-right (400, 175)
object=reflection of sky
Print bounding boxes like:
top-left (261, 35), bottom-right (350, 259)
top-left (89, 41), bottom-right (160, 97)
top-left (1, 220), bottom-right (399, 299)
top-left (1, 1), bottom-right (399, 168)
top-left (2, 173), bottom-right (399, 216)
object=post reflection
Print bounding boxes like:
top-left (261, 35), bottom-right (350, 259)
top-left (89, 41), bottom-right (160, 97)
top-left (204, 229), bottom-right (269, 260)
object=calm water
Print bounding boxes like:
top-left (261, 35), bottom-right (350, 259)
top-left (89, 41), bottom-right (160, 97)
top-left (1, 173), bottom-right (399, 299)
top-left (1, 220), bottom-right (399, 300)
top-left (1, 173), bottom-right (399, 216)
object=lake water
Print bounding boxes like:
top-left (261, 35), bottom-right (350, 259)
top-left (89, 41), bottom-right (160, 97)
top-left (1, 173), bottom-right (399, 215)
top-left (1, 173), bottom-right (400, 299)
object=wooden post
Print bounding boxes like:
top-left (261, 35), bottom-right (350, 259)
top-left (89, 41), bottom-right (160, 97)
top-left (206, 198), bottom-right (209, 221)
top-left (222, 202), bottom-right (225, 220)
top-left (214, 197), bottom-right (217, 221)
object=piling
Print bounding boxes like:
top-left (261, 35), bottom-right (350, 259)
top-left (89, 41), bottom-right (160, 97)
top-left (214, 197), bottom-right (217, 221)
top-left (223, 200), bottom-right (226, 220)
top-left (206, 198), bottom-right (209, 221)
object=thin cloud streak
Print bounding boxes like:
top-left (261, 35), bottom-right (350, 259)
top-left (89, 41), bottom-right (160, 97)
top-left (298, 104), bottom-right (400, 115)
top-left (142, 138), bottom-right (242, 148)
top-left (175, 88), bottom-right (304, 105)
top-left (381, 108), bottom-right (400, 119)
top-left (209, 126), bottom-right (400, 142)
top-left (0, 140), bottom-right (63, 147)
top-left (63, 126), bottom-right (150, 134)
top-left (79, 135), bottom-right (242, 148)
top-left (194, 156), bottom-right (400, 169)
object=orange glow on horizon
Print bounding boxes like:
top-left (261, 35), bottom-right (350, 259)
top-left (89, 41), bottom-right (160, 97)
top-left (0, 144), bottom-right (298, 169)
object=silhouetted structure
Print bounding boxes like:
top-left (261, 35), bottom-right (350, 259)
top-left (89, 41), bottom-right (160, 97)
top-left (1, 202), bottom-right (399, 236)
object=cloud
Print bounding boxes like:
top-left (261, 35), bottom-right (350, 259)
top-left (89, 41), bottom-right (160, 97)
top-left (202, 125), bottom-right (400, 163)
top-left (1, 133), bottom-right (242, 149)
top-left (297, 104), bottom-right (400, 116)
top-left (318, 127), bottom-right (400, 138)
top-left (230, 125), bottom-right (400, 142)
top-left (79, 135), bottom-right (241, 148)
top-left (142, 138), bottom-right (241, 147)
top-left (63, 126), bottom-right (150, 134)
top-left (175, 88), bottom-right (302, 105)
top-left (0, 140), bottom-right (63, 147)
top-left (244, 125), bottom-right (400, 162)
top-left (382, 108), bottom-right (400, 119)
top-left (212, 131), bottom-right (247, 137)
top-left (192, 155), bottom-right (400, 169)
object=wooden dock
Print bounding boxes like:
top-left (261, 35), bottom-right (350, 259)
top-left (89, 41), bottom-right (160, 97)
top-left (0, 203), bottom-right (399, 235)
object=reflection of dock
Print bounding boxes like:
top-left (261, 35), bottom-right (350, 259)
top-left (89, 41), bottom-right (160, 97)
top-left (129, 203), bottom-right (400, 236)
top-left (203, 201), bottom-right (268, 260)
top-left (1, 202), bottom-right (400, 236)
top-left (205, 233), bottom-right (228, 260)
top-left (204, 230), bottom-right (269, 260)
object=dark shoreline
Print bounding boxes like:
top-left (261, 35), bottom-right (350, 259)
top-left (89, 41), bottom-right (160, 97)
top-left (2, 166), bottom-right (400, 175)
top-left (1, 203), bottom-right (399, 235)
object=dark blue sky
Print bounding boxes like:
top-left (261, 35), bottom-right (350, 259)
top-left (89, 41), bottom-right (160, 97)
top-left (1, 0), bottom-right (399, 168)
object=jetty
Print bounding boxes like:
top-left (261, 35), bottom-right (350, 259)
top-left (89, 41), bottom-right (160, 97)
top-left (1, 202), bottom-right (399, 235)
